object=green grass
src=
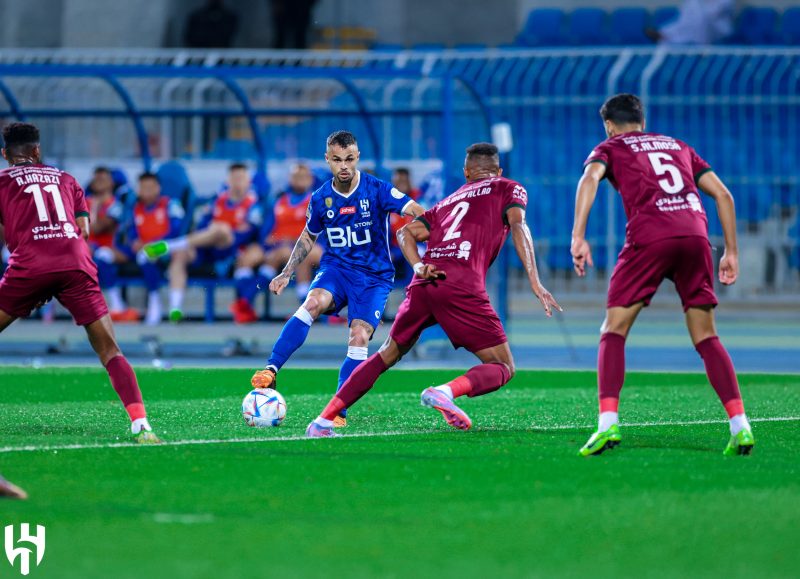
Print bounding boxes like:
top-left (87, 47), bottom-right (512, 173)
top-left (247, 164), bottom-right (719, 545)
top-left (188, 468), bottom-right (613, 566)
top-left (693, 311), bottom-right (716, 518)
top-left (2, 367), bottom-right (799, 578)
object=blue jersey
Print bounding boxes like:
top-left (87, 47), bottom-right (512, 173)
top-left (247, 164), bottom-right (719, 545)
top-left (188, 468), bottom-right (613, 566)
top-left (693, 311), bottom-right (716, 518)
top-left (306, 171), bottom-right (413, 279)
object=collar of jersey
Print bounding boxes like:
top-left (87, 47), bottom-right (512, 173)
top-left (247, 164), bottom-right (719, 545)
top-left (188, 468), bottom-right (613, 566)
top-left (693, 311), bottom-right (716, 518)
top-left (330, 170), bottom-right (361, 199)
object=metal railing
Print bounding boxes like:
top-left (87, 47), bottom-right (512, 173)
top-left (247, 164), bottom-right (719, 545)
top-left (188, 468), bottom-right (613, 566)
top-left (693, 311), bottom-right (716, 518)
top-left (0, 47), bottom-right (796, 300)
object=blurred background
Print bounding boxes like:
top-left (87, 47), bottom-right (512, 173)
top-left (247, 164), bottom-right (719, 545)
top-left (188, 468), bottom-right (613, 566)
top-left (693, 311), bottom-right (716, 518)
top-left (0, 0), bottom-right (797, 373)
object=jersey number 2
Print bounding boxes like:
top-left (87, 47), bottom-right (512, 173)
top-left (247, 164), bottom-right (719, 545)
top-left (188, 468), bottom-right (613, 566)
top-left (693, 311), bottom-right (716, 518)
top-left (443, 201), bottom-right (469, 241)
top-left (24, 184), bottom-right (67, 222)
top-left (648, 153), bottom-right (685, 194)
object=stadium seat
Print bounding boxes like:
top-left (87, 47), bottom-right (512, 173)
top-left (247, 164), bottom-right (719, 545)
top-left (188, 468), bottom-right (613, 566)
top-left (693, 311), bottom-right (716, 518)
top-left (652, 6), bottom-right (679, 29)
top-left (410, 43), bottom-right (446, 51)
top-left (735, 7), bottom-right (779, 45)
top-left (567, 8), bottom-right (610, 46)
top-left (780, 7), bottom-right (800, 45)
top-left (610, 8), bottom-right (650, 45)
top-left (515, 8), bottom-right (566, 47)
top-left (156, 161), bottom-right (196, 234)
top-left (371, 43), bottom-right (404, 52)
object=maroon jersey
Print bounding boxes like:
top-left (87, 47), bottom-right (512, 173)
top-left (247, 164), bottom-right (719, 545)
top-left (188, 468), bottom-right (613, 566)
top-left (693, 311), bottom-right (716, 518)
top-left (584, 131), bottom-right (712, 246)
top-left (414, 176), bottom-right (527, 293)
top-left (0, 163), bottom-right (96, 277)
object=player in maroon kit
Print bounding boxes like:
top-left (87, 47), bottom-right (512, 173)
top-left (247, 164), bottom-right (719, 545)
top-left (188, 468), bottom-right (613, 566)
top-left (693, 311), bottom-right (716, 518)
top-left (306, 143), bottom-right (561, 437)
top-left (0, 123), bottom-right (160, 443)
top-left (571, 94), bottom-right (753, 456)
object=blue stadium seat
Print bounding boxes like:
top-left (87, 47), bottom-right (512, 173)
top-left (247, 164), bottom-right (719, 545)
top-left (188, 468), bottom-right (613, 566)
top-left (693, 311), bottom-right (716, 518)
top-left (610, 8), bottom-right (650, 45)
top-left (780, 7), bottom-right (800, 44)
top-left (410, 43), bottom-right (446, 51)
top-left (515, 8), bottom-right (566, 47)
top-left (371, 43), bottom-right (404, 52)
top-left (652, 6), bottom-right (679, 29)
top-left (453, 43), bottom-right (488, 51)
top-left (156, 161), bottom-right (196, 234)
top-left (567, 8), bottom-right (610, 46)
top-left (735, 7), bottom-right (779, 45)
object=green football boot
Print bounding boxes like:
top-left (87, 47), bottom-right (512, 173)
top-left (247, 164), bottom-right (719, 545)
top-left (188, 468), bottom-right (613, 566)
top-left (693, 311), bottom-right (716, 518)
top-left (723, 428), bottom-right (754, 456)
top-left (133, 430), bottom-right (163, 445)
top-left (579, 424), bottom-right (621, 456)
top-left (142, 240), bottom-right (169, 261)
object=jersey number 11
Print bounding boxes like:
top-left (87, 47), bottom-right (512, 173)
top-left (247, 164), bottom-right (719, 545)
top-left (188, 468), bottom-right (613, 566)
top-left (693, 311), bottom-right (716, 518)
top-left (24, 183), bottom-right (67, 222)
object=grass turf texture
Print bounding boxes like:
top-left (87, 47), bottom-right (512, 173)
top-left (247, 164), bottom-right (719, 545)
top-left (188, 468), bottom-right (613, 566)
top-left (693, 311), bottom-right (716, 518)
top-left (1, 367), bottom-right (799, 578)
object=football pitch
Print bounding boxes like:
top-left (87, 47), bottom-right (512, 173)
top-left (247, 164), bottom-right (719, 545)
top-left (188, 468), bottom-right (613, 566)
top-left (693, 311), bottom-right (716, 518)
top-left (2, 366), bottom-right (799, 578)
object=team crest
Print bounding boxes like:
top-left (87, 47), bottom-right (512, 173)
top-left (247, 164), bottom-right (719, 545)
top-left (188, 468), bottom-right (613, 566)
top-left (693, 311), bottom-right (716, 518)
top-left (325, 197), bottom-right (333, 208)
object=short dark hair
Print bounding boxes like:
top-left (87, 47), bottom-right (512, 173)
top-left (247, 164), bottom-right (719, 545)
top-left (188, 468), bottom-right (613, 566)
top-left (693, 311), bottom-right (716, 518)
top-left (465, 142), bottom-right (499, 164)
top-left (600, 93), bottom-right (645, 125)
top-left (138, 172), bottom-right (159, 182)
top-left (229, 162), bottom-right (248, 172)
top-left (2, 122), bottom-right (40, 151)
top-left (93, 166), bottom-right (112, 175)
top-left (326, 130), bottom-right (357, 149)
top-left (393, 167), bottom-right (410, 177)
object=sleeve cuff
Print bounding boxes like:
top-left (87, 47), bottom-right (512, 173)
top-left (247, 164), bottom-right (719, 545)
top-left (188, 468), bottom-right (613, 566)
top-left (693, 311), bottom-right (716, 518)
top-left (400, 199), bottom-right (414, 215)
top-left (694, 167), bottom-right (713, 185)
top-left (414, 215), bottom-right (431, 231)
top-left (503, 203), bottom-right (525, 225)
top-left (75, 211), bottom-right (89, 218)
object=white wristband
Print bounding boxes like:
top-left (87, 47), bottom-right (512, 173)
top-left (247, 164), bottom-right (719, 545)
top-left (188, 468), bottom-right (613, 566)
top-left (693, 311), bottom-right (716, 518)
top-left (413, 262), bottom-right (425, 275)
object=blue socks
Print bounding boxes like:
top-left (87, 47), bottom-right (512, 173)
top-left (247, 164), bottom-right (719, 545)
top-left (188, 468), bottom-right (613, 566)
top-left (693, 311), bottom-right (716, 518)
top-left (336, 346), bottom-right (368, 418)
top-left (267, 307), bottom-right (314, 370)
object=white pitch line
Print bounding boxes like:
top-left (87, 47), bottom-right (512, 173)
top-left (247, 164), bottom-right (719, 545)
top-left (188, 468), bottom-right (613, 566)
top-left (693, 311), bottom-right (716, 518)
top-left (528, 416), bottom-right (800, 431)
top-left (0, 429), bottom-right (440, 454)
top-left (0, 416), bottom-right (797, 454)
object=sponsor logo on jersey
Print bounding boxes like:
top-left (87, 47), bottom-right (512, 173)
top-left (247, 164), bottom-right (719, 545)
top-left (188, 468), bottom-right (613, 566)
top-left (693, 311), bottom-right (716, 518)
top-left (360, 199), bottom-right (370, 212)
top-left (339, 206), bottom-right (356, 215)
top-left (326, 226), bottom-right (371, 248)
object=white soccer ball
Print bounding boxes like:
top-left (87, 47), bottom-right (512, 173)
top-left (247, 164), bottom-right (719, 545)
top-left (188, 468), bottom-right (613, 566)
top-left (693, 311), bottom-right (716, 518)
top-left (242, 388), bottom-right (286, 427)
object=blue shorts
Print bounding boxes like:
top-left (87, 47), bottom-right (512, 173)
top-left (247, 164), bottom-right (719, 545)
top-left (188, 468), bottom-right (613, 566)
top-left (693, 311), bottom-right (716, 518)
top-left (309, 268), bottom-right (393, 329)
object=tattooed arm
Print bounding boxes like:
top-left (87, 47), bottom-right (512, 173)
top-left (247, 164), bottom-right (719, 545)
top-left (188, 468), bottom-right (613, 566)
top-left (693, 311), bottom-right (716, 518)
top-left (268, 227), bottom-right (319, 296)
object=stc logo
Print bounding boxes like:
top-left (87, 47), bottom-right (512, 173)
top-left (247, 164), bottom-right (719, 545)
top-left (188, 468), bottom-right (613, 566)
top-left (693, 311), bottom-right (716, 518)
top-left (326, 227), bottom-right (371, 248)
top-left (4, 524), bottom-right (45, 576)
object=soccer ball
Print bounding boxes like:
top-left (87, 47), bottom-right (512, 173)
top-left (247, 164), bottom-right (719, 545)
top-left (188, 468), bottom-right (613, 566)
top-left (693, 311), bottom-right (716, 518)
top-left (242, 388), bottom-right (286, 427)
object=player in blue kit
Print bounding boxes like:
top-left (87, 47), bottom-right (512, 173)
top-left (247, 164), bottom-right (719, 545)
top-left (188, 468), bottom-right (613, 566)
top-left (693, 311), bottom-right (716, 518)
top-left (251, 131), bottom-right (424, 426)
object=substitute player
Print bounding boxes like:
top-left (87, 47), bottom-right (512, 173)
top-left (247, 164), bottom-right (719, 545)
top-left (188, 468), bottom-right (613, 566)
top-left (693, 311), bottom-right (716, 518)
top-left (571, 93), bottom-right (753, 457)
top-left (143, 163), bottom-right (262, 322)
top-left (306, 143), bottom-right (561, 437)
top-left (251, 131), bottom-right (424, 427)
top-left (0, 122), bottom-right (160, 443)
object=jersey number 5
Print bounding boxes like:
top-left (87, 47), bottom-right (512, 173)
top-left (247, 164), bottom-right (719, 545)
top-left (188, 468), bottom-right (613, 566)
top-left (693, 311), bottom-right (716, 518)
top-left (24, 183), bottom-right (67, 222)
top-left (443, 201), bottom-right (469, 241)
top-left (648, 153), bottom-right (685, 195)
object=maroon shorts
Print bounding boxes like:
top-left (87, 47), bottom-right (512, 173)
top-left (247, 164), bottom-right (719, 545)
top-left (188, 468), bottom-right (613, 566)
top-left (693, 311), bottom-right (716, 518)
top-left (607, 236), bottom-right (718, 312)
top-left (0, 268), bottom-right (108, 326)
top-left (390, 282), bottom-right (508, 353)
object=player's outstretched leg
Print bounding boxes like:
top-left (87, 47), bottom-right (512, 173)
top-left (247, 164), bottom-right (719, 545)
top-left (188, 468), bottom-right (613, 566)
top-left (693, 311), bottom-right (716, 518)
top-left (687, 307), bottom-right (754, 455)
top-left (421, 343), bottom-right (514, 431)
top-left (0, 475), bottom-right (27, 500)
top-left (307, 337), bottom-right (411, 437)
top-left (252, 289), bottom-right (332, 389)
top-left (85, 315), bottom-right (161, 444)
